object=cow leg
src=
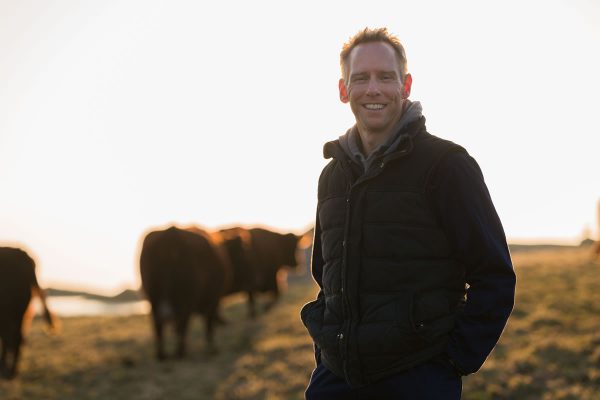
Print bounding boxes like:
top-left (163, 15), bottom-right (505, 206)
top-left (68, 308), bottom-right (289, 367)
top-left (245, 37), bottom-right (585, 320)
top-left (151, 309), bottom-right (166, 361)
top-left (203, 306), bottom-right (221, 355)
top-left (1, 336), bottom-right (7, 379)
top-left (2, 324), bottom-right (22, 379)
top-left (247, 290), bottom-right (256, 318)
top-left (263, 273), bottom-right (280, 312)
top-left (6, 344), bottom-right (20, 379)
top-left (174, 312), bottom-right (191, 359)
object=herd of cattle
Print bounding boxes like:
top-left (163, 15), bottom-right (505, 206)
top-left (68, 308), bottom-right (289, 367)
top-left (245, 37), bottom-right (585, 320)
top-left (0, 225), bottom-right (308, 379)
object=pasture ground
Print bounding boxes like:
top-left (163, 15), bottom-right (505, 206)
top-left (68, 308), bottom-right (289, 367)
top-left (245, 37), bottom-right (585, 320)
top-left (1, 246), bottom-right (600, 399)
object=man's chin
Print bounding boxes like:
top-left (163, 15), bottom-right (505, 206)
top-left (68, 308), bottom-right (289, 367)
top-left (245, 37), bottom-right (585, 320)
top-left (361, 122), bottom-right (391, 135)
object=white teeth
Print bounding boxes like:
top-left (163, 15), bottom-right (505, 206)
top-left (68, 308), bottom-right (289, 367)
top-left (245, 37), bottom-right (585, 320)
top-left (364, 104), bottom-right (384, 110)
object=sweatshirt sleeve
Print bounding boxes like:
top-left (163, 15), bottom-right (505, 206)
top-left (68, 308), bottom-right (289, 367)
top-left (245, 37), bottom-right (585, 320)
top-left (429, 151), bottom-right (516, 375)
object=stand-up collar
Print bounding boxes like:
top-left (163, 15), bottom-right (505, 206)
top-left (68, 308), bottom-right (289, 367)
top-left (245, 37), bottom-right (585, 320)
top-left (324, 101), bottom-right (425, 165)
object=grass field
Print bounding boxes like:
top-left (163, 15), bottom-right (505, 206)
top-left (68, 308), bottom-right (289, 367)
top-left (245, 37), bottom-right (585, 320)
top-left (1, 246), bottom-right (599, 399)
top-left (463, 246), bottom-right (600, 399)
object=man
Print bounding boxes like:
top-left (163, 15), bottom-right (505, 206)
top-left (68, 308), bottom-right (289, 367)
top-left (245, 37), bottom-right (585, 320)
top-left (301, 27), bottom-right (516, 399)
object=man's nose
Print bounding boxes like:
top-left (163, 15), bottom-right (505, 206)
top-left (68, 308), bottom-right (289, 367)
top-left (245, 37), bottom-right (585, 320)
top-left (365, 78), bottom-right (381, 95)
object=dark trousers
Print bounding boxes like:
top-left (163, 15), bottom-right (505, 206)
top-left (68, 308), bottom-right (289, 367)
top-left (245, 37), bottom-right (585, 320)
top-left (305, 357), bottom-right (462, 400)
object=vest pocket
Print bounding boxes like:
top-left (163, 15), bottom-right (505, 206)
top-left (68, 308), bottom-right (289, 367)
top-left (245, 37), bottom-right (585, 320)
top-left (300, 297), bottom-right (325, 336)
top-left (356, 291), bottom-right (427, 357)
top-left (412, 291), bottom-right (456, 341)
top-left (300, 297), bottom-right (342, 362)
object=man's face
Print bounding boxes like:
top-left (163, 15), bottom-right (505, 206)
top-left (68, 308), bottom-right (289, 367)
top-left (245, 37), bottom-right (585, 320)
top-left (340, 42), bottom-right (411, 136)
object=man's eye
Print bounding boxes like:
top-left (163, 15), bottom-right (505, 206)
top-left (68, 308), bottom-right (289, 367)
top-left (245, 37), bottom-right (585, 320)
top-left (353, 77), bottom-right (367, 83)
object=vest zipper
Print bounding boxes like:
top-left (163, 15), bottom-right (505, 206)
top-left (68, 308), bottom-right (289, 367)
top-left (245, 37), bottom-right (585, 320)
top-left (340, 192), bottom-right (352, 384)
top-left (335, 143), bottom-right (413, 385)
top-left (335, 160), bottom-right (354, 383)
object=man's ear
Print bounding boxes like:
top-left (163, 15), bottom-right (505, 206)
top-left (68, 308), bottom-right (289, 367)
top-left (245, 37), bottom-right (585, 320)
top-left (339, 79), bottom-right (349, 103)
top-left (402, 74), bottom-right (413, 99)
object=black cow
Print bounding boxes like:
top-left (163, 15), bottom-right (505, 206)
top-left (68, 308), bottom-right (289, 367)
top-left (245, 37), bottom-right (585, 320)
top-left (220, 227), bottom-right (301, 316)
top-left (139, 226), bottom-right (234, 360)
top-left (0, 247), bottom-right (55, 379)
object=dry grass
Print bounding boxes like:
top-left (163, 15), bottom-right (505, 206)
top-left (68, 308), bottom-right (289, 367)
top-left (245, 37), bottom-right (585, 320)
top-left (463, 246), bottom-right (600, 399)
top-left (1, 246), bottom-right (599, 399)
top-left (0, 283), bottom-right (318, 400)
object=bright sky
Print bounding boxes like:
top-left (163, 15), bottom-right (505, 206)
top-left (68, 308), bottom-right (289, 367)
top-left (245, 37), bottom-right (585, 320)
top-left (1, 0), bottom-right (599, 294)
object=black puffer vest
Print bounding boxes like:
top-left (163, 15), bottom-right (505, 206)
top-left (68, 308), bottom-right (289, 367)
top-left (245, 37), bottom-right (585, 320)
top-left (301, 118), bottom-right (468, 387)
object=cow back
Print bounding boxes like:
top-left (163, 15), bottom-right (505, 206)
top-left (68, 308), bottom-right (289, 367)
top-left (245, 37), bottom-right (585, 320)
top-left (0, 247), bottom-right (36, 323)
top-left (139, 226), bottom-right (231, 314)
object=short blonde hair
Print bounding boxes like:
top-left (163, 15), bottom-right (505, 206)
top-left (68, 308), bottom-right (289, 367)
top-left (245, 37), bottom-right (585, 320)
top-left (340, 27), bottom-right (408, 83)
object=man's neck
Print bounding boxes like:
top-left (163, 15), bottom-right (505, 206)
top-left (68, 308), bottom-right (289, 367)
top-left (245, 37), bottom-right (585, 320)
top-left (357, 128), bottom-right (395, 157)
top-left (357, 101), bottom-right (409, 157)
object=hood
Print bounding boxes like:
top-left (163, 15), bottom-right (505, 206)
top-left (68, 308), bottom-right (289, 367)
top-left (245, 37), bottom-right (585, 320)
top-left (325, 101), bottom-right (424, 168)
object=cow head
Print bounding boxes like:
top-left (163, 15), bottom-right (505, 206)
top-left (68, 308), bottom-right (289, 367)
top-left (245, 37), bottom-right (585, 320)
top-left (282, 233), bottom-right (301, 269)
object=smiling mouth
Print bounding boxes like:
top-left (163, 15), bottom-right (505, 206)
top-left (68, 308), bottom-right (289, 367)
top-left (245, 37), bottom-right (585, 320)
top-left (363, 104), bottom-right (385, 110)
